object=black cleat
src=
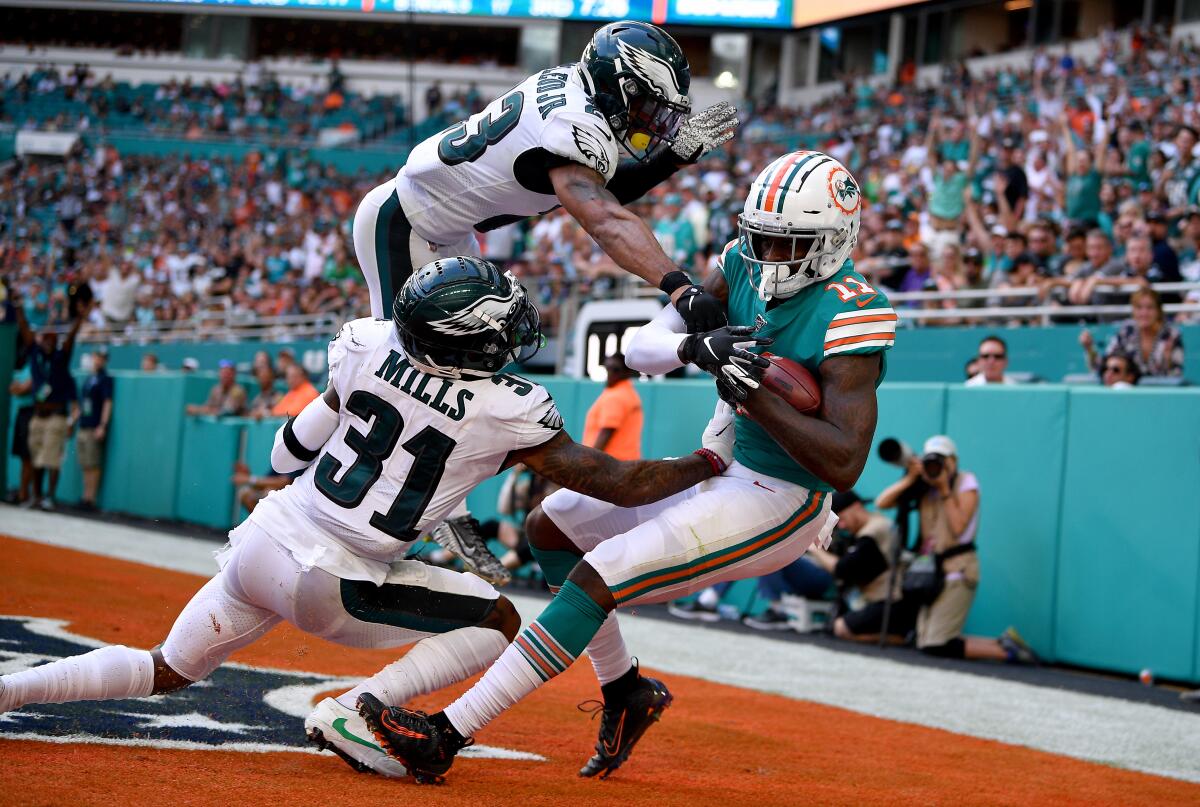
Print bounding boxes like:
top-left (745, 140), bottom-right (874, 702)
top-left (356, 693), bottom-right (468, 784)
top-left (578, 675), bottom-right (672, 779)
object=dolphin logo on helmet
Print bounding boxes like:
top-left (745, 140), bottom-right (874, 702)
top-left (738, 151), bottom-right (862, 301)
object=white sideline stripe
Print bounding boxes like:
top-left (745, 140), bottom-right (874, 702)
top-left (4, 509), bottom-right (1199, 783)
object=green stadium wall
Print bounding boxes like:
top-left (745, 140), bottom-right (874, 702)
top-left (5, 373), bottom-right (1200, 683)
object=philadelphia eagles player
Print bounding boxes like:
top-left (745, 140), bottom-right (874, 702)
top-left (357, 152), bottom-right (897, 783)
top-left (0, 257), bottom-right (759, 780)
top-left (354, 21), bottom-right (738, 581)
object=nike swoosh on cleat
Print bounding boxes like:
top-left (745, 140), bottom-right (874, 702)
top-left (332, 717), bottom-right (385, 752)
top-left (601, 712), bottom-right (626, 757)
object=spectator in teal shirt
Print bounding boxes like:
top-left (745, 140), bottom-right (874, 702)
top-left (1061, 112), bottom-right (1106, 225)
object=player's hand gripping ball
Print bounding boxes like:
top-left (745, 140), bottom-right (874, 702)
top-left (760, 353), bottom-right (821, 414)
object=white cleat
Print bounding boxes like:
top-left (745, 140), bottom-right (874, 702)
top-left (305, 697), bottom-right (409, 779)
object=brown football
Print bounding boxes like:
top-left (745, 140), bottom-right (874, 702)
top-left (760, 352), bottom-right (822, 414)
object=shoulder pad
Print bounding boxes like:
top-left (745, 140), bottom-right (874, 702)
top-left (819, 273), bottom-right (897, 359)
top-left (541, 111), bottom-right (619, 182)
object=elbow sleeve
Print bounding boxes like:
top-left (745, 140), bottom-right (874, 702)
top-left (627, 305), bottom-right (689, 375)
top-left (271, 398), bottom-right (339, 474)
top-left (605, 151), bottom-right (680, 205)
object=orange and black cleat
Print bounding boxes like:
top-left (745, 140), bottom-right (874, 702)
top-left (356, 694), bottom-right (470, 784)
top-left (578, 675), bottom-right (673, 779)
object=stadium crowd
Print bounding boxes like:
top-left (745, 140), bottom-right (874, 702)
top-left (2, 22), bottom-right (1199, 371)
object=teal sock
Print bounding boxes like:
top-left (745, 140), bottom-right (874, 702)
top-left (442, 580), bottom-right (612, 736)
top-left (515, 580), bottom-right (609, 678)
top-left (530, 545), bottom-right (580, 590)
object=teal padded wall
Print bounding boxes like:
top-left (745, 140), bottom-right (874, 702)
top-left (175, 416), bottom-right (243, 530)
top-left (100, 372), bottom-right (212, 519)
top-left (638, 380), bottom-right (720, 460)
top-left (1054, 388), bottom-right (1200, 680)
top-left (948, 386), bottom-right (1069, 656)
top-left (855, 383), bottom-right (948, 502)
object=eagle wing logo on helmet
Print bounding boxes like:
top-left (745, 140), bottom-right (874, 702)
top-left (828, 167), bottom-right (861, 215)
top-left (615, 39), bottom-right (688, 106)
top-left (572, 125), bottom-right (612, 176)
top-left (427, 293), bottom-right (517, 336)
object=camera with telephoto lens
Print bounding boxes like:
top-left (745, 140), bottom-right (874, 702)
top-left (877, 437), bottom-right (929, 546)
top-left (922, 453), bottom-right (945, 479)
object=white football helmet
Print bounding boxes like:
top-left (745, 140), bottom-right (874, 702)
top-left (738, 151), bottom-right (861, 301)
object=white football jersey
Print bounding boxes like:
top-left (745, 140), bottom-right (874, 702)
top-left (245, 317), bottom-right (563, 583)
top-left (396, 65), bottom-right (620, 245)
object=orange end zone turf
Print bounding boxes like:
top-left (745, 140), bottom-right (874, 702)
top-left (1, 534), bottom-right (1196, 807)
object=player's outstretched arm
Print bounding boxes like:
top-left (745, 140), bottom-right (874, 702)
top-left (508, 429), bottom-right (722, 509)
top-left (550, 163), bottom-right (724, 331)
top-left (626, 266), bottom-right (735, 375)
top-left (270, 386), bottom-right (340, 474)
top-left (740, 354), bottom-right (881, 492)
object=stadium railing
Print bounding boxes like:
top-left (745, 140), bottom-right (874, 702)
top-left (52, 281), bottom-right (1200, 347)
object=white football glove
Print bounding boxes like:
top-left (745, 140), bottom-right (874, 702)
top-left (671, 101), bottom-right (739, 164)
top-left (701, 400), bottom-right (736, 471)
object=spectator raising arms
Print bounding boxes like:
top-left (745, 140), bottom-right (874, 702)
top-left (1080, 288), bottom-right (1185, 379)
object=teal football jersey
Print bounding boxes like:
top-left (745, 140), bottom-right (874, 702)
top-left (719, 241), bottom-right (897, 490)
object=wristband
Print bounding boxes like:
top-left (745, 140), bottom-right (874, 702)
top-left (658, 270), bottom-right (691, 296)
top-left (693, 447), bottom-right (727, 475)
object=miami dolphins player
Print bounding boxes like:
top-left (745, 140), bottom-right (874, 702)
top-left (357, 152), bottom-right (898, 782)
top-left (353, 20), bottom-right (738, 580)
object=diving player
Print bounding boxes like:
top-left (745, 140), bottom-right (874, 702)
top-left (357, 152), bottom-right (898, 783)
top-left (0, 257), bottom-right (758, 780)
top-left (355, 20), bottom-right (734, 330)
top-left (354, 20), bottom-right (738, 581)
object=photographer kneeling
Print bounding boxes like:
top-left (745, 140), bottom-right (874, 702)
top-left (875, 436), bottom-right (1036, 663)
top-left (807, 491), bottom-right (913, 643)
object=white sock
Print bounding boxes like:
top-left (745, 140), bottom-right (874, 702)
top-left (0, 645), bottom-right (155, 710)
top-left (336, 627), bottom-right (508, 709)
top-left (586, 613), bottom-right (632, 686)
top-left (697, 587), bottom-right (721, 609)
top-left (443, 641), bottom-right (545, 738)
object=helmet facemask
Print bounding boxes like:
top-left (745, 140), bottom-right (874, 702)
top-left (739, 215), bottom-right (849, 301)
top-left (619, 80), bottom-right (689, 161)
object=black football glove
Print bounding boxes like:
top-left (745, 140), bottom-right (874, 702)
top-left (680, 325), bottom-right (773, 399)
top-left (675, 285), bottom-right (727, 333)
top-left (715, 377), bottom-right (749, 405)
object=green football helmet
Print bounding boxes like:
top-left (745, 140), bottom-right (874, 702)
top-left (392, 257), bottom-right (542, 380)
top-left (579, 20), bottom-right (691, 161)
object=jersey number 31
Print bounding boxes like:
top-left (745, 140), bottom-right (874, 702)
top-left (315, 390), bottom-right (456, 542)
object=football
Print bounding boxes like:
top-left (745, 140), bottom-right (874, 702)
top-left (760, 353), bottom-right (821, 414)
